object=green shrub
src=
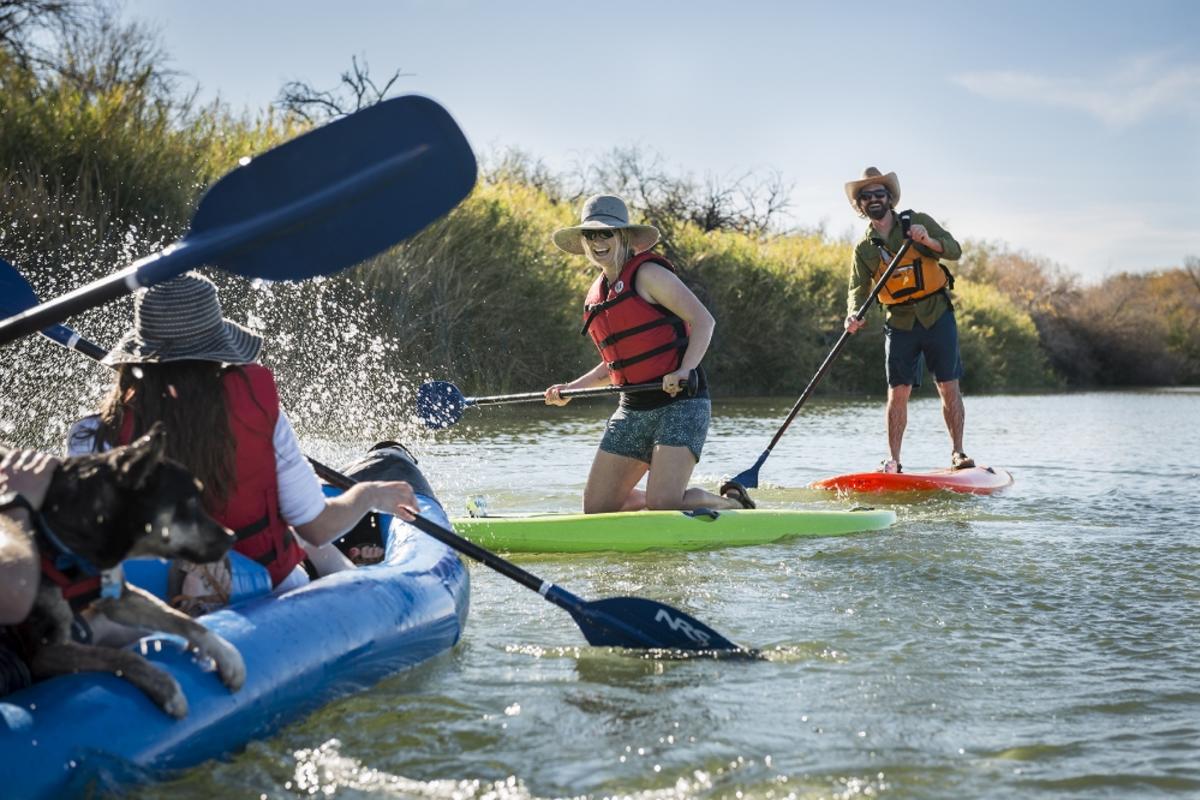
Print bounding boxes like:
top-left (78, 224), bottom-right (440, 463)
top-left (952, 280), bottom-right (1059, 390)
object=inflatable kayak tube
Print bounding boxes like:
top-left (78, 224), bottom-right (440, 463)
top-left (0, 444), bottom-right (469, 800)
top-left (451, 507), bottom-right (897, 553)
top-left (811, 465), bottom-right (1014, 495)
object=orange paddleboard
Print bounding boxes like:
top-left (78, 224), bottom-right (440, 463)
top-left (811, 466), bottom-right (1014, 495)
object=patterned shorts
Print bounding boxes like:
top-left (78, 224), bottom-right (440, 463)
top-left (599, 397), bottom-right (711, 464)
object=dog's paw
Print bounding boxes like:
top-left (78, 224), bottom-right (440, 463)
top-left (165, 690), bottom-right (188, 719)
top-left (163, 684), bottom-right (189, 719)
top-left (208, 636), bottom-right (246, 692)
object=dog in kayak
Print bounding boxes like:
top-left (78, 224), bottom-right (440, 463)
top-left (9, 424), bottom-right (245, 718)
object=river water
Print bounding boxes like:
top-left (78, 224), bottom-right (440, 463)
top-left (113, 389), bottom-right (1200, 798)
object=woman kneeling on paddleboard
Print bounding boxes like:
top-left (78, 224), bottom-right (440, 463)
top-left (68, 272), bottom-right (418, 608)
top-left (546, 194), bottom-right (753, 514)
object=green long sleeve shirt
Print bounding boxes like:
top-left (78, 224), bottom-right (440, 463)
top-left (847, 210), bottom-right (961, 331)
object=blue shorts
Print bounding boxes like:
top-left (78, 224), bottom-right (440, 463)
top-left (884, 310), bottom-right (964, 388)
top-left (599, 397), bottom-right (711, 464)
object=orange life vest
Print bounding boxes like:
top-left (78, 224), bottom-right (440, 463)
top-left (580, 253), bottom-right (689, 385)
top-left (872, 240), bottom-right (952, 305)
top-left (118, 364), bottom-right (306, 587)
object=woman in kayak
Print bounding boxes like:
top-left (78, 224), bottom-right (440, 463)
top-left (68, 272), bottom-right (418, 604)
top-left (546, 194), bottom-right (753, 513)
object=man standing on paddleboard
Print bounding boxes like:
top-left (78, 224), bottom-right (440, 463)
top-left (842, 167), bottom-right (973, 474)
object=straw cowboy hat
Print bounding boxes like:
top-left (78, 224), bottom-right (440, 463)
top-left (103, 272), bottom-right (263, 366)
top-left (844, 167), bottom-right (901, 211)
top-left (552, 194), bottom-right (660, 255)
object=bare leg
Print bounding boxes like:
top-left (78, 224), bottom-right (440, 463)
top-left (583, 449), bottom-right (649, 514)
top-left (644, 445), bottom-right (742, 511)
top-left (935, 379), bottom-right (966, 453)
top-left (886, 384), bottom-right (912, 463)
top-left (619, 487), bottom-right (647, 512)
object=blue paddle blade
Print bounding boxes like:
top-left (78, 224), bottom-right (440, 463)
top-left (186, 94), bottom-right (476, 282)
top-left (0, 257), bottom-right (86, 349)
top-left (568, 596), bottom-right (746, 652)
top-left (416, 380), bottom-right (467, 429)
top-left (729, 450), bottom-right (768, 490)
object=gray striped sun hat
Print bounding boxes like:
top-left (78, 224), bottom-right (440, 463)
top-left (552, 194), bottom-right (660, 255)
top-left (102, 272), bottom-right (263, 366)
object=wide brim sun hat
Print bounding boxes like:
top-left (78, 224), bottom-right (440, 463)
top-left (102, 271), bottom-right (263, 366)
top-left (552, 194), bottom-right (661, 255)
top-left (844, 167), bottom-right (901, 211)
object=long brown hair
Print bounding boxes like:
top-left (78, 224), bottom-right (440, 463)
top-left (93, 361), bottom-right (237, 508)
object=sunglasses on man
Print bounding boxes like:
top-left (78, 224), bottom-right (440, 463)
top-left (858, 189), bottom-right (889, 201)
top-left (581, 229), bottom-right (615, 242)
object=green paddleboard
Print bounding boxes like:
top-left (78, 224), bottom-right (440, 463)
top-left (449, 507), bottom-right (897, 553)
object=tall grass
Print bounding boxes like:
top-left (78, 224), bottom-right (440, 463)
top-left (353, 181), bottom-right (594, 392)
top-left (0, 50), bottom-right (288, 278)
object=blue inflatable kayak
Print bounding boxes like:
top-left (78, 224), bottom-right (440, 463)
top-left (0, 444), bottom-right (469, 799)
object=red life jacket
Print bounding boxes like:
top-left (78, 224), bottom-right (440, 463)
top-left (580, 253), bottom-right (689, 385)
top-left (118, 364), bottom-right (306, 587)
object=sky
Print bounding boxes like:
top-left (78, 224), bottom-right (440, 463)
top-left (125, 0), bottom-right (1199, 283)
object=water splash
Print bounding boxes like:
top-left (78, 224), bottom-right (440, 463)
top-left (0, 218), bottom-right (437, 461)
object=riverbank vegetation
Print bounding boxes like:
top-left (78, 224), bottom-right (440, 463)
top-left (2, 2), bottom-right (1197, 409)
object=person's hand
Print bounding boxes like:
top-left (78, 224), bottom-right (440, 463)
top-left (544, 384), bottom-right (571, 407)
top-left (365, 480), bottom-right (418, 522)
top-left (0, 449), bottom-right (59, 512)
top-left (662, 368), bottom-right (691, 396)
top-left (844, 315), bottom-right (866, 334)
top-left (908, 224), bottom-right (934, 247)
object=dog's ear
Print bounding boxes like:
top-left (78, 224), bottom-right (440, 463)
top-left (116, 422), bottom-right (168, 490)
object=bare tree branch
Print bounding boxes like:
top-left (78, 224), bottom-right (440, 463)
top-left (51, 4), bottom-right (178, 103)
top-left (1185, 255), bottom-right (1200, 294)
top-left (0, 0), bottom-right (84, 69)
top-left (275, 54), bottom-right (411, 122)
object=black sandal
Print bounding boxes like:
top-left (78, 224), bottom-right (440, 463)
top-left (951, 451), bottom-right (975, 470)
top-left (719, 480), bottom-right (756, 509)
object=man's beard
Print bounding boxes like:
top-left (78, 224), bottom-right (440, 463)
top-left (865, 203), bottom-right (889, 221)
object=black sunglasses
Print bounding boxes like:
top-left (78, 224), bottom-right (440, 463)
top-left (581, 229), bottom-right (615, 242)
top-left (858, 189), bottom-right (889, 201)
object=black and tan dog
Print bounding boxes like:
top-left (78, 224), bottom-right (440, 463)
top-left (10, 425), bottom-right (244, 718)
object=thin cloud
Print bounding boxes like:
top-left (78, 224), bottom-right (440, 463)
top-left (955, 201), bottom-right (1194, 279)
top-left (953, 55), bottom-right (1200, 127)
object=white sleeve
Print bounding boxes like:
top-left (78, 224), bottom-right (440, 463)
top-left (273, 410), bottom-right (327, 527)
top-left (66, 415), bottom-right (104, 456)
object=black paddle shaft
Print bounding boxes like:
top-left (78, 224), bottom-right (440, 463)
top-left (762, 236), bottom-right (914, 454)
top-left (308, 457), bottom-right (549, 595)
top-left (470, 370), bottom-right (698, 407)
top-left (308, 456), bottom-right (747, 652)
